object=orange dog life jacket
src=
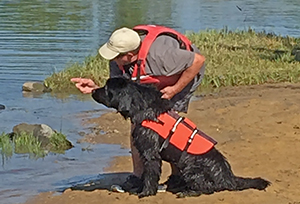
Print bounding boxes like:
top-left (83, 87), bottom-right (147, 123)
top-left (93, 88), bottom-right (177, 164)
top-left (141, 111), bottom-right (217, 155)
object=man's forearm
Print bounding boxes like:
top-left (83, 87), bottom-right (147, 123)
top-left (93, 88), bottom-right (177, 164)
top-left (173, 53), bottom-right (205, 94)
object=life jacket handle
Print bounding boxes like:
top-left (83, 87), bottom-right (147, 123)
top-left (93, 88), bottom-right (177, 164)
top-left (159, 116), bottom-right (184, 152)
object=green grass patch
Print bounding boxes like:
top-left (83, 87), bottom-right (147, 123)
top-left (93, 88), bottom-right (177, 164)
top-left (13, 132), bottom-right (45, 157)
top-left (45, 56), bottom-right (110, 93)
top-left (188, 28), bottom-right (300, 90)
top-left (0, 132), bottom-right (72, 159)
top-left (49, 132), bottom-right (73, 153)
top-left (0, 133), bottom-right (13, 158)
top-left (45, 28), bottom-right (300, 93)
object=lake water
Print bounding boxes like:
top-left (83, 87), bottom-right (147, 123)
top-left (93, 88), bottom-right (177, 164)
top-left (0, 0), bottom-right (299, 203)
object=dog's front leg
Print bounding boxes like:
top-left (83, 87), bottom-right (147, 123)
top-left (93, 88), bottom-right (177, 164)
top-left (139, 148), bottom-right (162, 198)
top-left (133, 128), bottom-right (162, 198)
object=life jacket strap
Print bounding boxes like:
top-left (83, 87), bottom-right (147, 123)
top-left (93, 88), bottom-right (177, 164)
top-left (168, 111), bottom-right (217, 145)
top-left (177, 128), bottom-right (198, 168)
top-left (136, 59), bottom-right (142, 83)
top-left (159, 116), bottom-right (184, 152)
top-left (183, 129), bottom-right (198, 152)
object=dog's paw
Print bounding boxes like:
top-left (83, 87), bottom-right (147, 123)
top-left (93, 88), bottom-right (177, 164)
top-left (138, 188), bottom-right (157, 198)
top-left (121, 175), bottom-right (143, 192)
top-left (176, 190), bottom-right (201, 198)
top-left (164, 175), bottom-right (186, 193)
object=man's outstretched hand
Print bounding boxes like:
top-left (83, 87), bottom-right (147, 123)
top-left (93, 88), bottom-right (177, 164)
top-left (71, 78), bottom-right (99, 94)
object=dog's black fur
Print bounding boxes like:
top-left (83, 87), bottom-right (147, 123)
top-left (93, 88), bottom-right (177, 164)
top-left (92, 77), bottom-right (270, 198)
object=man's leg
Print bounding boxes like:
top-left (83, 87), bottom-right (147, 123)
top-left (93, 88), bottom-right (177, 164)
top-left (121, 125), bottom-right (144, 191)
top-left (169, 90), bottom-right (192, 177)
top-left (130, 135), bottom-right (144, 177)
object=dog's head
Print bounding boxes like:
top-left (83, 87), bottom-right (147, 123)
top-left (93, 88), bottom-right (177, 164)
top-left (92, 77), bottom-right (174, 121)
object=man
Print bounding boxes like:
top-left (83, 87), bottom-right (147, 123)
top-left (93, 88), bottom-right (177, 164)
top-left (71, 25), bottom-right (206, 191)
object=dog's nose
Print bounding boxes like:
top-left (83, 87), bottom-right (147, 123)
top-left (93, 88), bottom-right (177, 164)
top-left (91, 88), bottom-right (100, 101)
top-left (92, 89), bottom-right (97, 95)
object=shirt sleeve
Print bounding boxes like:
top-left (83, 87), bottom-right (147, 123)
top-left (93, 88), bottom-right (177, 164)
top-left (161, 48), bottom-right (195, 76)
top-left (145, 36), bottom-right (195, 76)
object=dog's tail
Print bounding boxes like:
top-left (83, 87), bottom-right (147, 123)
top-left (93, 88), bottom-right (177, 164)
top-left (233, 176), bottom-right (271, 191)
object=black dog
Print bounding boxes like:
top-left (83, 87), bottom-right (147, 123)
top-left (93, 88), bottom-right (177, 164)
top-left (92, 77), bottom-right (270, 198)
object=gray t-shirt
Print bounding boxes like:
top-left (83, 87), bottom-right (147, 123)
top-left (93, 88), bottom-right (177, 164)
top-left (109, 35), bottom-right (205, 113)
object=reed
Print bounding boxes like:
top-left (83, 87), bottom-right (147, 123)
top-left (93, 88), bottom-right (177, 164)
top-left (45, 28), bottom-right (300, 92)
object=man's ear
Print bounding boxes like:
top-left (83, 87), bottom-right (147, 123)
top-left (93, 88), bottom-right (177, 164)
top-left (127, 52), bottom-right (136, 62)
top-left (117, 95), bottom-right (132, 112)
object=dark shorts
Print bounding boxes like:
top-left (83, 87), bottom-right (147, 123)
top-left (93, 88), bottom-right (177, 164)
top-left (171, 91), bottom-right (193, 113)
top-left (171, 70), bottom-right (204, 113)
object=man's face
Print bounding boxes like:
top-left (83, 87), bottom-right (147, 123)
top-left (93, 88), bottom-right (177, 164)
top-left (113, 53), bottom-right (132, 67)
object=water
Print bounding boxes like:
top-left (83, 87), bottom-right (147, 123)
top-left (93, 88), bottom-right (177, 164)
top-left (0, 0), bottom-right (299, 203)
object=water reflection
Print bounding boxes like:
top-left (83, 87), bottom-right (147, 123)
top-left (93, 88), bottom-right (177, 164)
top-left (113, 0), bottom-right (176, 29)
top-left (3, 1), bottom-right (92, 32)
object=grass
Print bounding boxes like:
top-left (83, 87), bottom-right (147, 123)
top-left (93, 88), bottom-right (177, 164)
top-left (0, 132), bottom-right (45, 159)
top-left (45, 56), bottom-right (110, 93)
top-left (0, 132), bottom-right (72, 159)
top-left (0, 133), bottom-right (13, 158)
top-left (49, 132), bottom-right (73, 153)
top-left (13, 132), bottom-right (45, 157)
top-left (188, 28), bottom-right (300, 89)
top-left (44, 28), bottom-right (300, 93)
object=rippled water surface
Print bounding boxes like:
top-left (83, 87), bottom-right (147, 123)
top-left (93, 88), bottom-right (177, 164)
top-left (0, 0), bottom-right (299, 203)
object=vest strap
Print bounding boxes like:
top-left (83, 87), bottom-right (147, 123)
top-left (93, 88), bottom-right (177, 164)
top-left (136, 59), bottom-right (142, 83)
top-left (159, 116), bottom-right (184, 152)
top-left (168, 111), bottom-right (217, 145)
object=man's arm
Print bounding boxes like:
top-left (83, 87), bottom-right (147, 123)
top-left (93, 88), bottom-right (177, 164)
top-left (160, 53), bottom-right (205, 99)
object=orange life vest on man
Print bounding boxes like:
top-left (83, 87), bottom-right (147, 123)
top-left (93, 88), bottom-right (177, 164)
top-left (120, 25), bottom-right (193, 88)
top-left (142, 111), bottom-right (217, 155)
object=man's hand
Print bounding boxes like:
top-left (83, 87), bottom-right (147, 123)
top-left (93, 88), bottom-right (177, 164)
top-left (160, 86), bottom-right (177, 100)
top-left (161, 53), bottom-right (205, 99)
top-left (71, 78), bottom-right (99, 94)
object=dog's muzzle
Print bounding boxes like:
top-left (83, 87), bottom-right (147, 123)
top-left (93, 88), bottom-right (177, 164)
top-left (92, 87), bottom-right (110, 107)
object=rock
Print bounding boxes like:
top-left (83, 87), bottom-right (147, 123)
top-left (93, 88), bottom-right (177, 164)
top-left (12, 123), bottom-right (73, 150)
top-left (13, 123), bottom-right (54, 147)
top-left (33, 124), bottom-right (56, 146)
top-left (13, 123), bottom-right (38, 135)
top-left (0, 104), bottom-right (5, 110)
top-left (22, 81), bottom-right (52, 93)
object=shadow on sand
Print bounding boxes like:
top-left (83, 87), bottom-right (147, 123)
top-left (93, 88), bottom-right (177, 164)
top-left (68, 172), bottom-right (131, 192)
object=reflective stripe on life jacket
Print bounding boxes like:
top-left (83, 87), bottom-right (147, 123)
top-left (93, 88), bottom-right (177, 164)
top-left (121, 25), bottom-right (193, 87)
top-left (141, 111), bottom-right (217, 155)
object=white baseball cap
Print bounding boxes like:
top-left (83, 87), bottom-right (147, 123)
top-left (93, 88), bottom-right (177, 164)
top-left (99, 27), bottom-right (141, 60)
